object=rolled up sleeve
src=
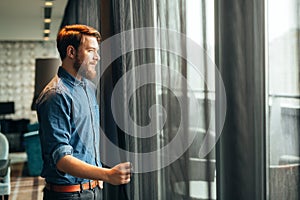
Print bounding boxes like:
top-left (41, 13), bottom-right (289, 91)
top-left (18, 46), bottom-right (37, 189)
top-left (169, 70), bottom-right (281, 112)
top-left (52, 145), bottom-right (73, 164)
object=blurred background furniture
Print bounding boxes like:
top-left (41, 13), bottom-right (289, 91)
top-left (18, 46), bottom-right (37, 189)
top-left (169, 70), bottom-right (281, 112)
top-left (0, 101), bottom-right (30, 152)
top-left (23, 129), bottom-right (43, 176)
top-left (0, 132), bottom-right (10, 200)
top-left (0, 119), bottom-right (30, 152)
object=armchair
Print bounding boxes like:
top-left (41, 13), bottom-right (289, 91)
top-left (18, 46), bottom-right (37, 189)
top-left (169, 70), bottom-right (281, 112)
top-left (0, 132), bottom-right (10, 200)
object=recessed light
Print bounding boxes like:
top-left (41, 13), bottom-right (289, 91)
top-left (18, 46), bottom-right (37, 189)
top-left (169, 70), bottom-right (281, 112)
top-left (44, 18), bottom-right (51, 23)
top-left (45, 2), bottom-right (53, 6)
top-left (44, 37), bottom-right (50, 41)
top-left (44, 29), bottom-right (50, 34)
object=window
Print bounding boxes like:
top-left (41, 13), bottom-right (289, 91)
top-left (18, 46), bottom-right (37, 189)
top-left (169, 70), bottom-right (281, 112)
top-left (267, 0), bottom-right (300, 198)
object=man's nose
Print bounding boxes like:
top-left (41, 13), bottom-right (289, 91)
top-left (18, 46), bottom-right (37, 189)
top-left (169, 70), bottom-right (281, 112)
top-left (94, 52), bottom-right (100, 61)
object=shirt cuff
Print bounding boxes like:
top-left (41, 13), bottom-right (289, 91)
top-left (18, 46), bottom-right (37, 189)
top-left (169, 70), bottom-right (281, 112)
top-left (52, 145), bottom-right (73, 164)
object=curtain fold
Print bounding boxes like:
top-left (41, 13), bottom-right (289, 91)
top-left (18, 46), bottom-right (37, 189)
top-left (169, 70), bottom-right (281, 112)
top-left (156, 0), bottom-right (190, 199)
top-left (215, 0), bottom-right (266, 199)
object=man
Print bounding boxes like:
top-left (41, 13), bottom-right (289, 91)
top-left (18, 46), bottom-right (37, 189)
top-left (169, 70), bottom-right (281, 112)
top-left (36, 24), bottom-right (131, 200)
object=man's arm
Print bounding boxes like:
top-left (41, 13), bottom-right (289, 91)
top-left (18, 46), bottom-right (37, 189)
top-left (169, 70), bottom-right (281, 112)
top-left (56, 155), bottom-right (131, 185)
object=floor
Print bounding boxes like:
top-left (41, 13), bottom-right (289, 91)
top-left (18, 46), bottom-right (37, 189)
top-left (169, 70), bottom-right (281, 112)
top-left (8, 152), bottom-right (44, 200)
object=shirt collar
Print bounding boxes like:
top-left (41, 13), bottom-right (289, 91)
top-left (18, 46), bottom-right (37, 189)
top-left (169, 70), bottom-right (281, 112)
top-left (58, 67), bottom-right (86, 87)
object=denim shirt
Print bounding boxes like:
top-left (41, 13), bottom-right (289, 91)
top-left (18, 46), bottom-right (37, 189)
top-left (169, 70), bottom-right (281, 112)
top-left (36, 67), bottom-right (101, 185)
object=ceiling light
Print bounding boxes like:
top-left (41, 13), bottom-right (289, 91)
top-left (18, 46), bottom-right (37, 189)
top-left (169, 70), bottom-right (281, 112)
top-left (45, 2), bottom-right (53, 6)
top-left (44, 37), bottom-right (50, 41)
top-left (44, 29), bottom-right (50, 34)
top-left (44, 18), bottom-right (51, 23)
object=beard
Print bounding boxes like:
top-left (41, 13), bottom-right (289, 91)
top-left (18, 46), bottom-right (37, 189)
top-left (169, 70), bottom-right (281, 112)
top-left (73, 55), bottom-right (97, 80)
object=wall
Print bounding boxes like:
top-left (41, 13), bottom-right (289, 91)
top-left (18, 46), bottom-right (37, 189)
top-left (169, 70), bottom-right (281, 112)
top-left (0, 41), bottom-right (59, 122)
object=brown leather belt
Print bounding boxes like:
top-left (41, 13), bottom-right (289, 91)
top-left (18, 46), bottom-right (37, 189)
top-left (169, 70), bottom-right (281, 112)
top-left (45, 180), bottom-right (100, 193)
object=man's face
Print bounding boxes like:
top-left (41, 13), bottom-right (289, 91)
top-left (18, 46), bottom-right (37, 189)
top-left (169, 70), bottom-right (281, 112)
top-left (74, 35), bottom-right (100, 80)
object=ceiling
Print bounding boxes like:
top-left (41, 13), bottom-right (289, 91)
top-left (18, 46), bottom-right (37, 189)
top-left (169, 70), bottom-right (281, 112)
top-left (0, 0), bottom-right (68, 41)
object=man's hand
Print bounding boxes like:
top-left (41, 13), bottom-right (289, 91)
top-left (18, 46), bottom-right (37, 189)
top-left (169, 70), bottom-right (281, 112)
top-left (106, 162), bottom-right (132, 185)
top-left (56, 155), bottom-right (132, 186)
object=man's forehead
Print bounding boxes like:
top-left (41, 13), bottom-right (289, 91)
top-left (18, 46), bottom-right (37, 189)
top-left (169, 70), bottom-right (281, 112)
top-left (81, 35), bottom-right (99, 47)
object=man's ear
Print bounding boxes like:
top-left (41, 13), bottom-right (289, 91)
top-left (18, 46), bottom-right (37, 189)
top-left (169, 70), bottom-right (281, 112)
top-left (66, 45), bottom-right (76, 59)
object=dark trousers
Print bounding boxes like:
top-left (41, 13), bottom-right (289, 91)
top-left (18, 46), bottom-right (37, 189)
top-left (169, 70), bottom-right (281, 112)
top-left (43, 186), bottom-right (103, 200)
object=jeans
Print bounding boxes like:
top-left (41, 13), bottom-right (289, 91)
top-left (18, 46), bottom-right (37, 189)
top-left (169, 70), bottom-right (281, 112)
top-left (43, 186), bottom-right (103, 200)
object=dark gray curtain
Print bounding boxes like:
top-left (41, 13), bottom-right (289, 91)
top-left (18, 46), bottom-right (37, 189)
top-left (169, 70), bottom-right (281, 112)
top-left (101, 0), bottom-right (218, 198)
top-left (60, 0), bottom-right (100, 30)
top-left (102, 1), bottom-right (190, 199)
top-left (215, 0), bottom-right (266, 199)
top-left (103, 1), bottom-right (157, 199)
